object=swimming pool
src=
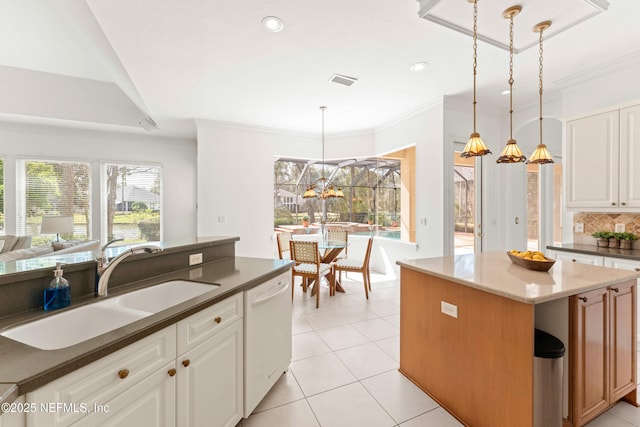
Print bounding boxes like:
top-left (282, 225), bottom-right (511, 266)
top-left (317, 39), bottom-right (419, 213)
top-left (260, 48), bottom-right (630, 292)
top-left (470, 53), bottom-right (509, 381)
top-left (352, 230), bottom-right (400, 239)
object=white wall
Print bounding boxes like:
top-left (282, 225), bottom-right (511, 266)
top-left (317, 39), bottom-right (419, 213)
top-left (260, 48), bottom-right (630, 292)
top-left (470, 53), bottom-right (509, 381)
top-left (0, 122), bottom-right (197, 243)
top-left (196, 120), bottom-right (377, 258)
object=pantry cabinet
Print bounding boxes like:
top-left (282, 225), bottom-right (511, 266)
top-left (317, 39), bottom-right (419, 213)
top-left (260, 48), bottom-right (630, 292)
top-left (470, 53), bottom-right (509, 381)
top-left (570, 281), bottom-right (636, 426)
top-left (566, 105), bottom-right (640, 210)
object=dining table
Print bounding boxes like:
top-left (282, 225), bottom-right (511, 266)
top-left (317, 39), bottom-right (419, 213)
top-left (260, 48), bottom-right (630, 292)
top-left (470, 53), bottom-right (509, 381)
top-left (318, 240), bottom-right (347, 293)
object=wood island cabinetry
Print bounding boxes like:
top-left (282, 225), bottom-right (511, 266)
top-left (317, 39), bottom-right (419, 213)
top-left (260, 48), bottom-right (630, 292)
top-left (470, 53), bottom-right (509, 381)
top-left (398, 252), bottom-right (640, 427)
top-left (570, 282), bottom-right (636, 426)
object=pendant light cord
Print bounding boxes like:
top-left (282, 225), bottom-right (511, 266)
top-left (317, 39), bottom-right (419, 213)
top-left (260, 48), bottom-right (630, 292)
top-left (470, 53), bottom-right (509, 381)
top-left (508, 13), bottom-right (514, 141)
top-left (472, 0), bottom-right (478, 133)
top-left (538, 28), bottom-right (544, 147)
top-left (320, 106), bottom-right (326, 180)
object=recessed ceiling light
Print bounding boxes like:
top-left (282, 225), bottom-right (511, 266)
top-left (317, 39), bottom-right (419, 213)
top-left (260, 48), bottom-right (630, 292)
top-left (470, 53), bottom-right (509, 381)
top-left (262, 16), bottom-right (284, 32)
top-left (410, 62), bottom-right (429, 72)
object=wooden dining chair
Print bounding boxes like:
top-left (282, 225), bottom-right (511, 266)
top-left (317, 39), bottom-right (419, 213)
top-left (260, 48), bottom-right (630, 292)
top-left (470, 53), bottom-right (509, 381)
top-left (326, 229), bottom-right (348, 260)
top-left (289, 240), bottom-right (334, 308)
top-left (276, 232), bottom-right (292, 259)
top-left (333, 237), bottom-right (373, 299)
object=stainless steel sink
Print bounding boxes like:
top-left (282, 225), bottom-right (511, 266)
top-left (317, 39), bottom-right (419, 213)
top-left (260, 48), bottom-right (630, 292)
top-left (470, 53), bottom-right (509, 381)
top-left (0, 280), bottom-right (219, 350)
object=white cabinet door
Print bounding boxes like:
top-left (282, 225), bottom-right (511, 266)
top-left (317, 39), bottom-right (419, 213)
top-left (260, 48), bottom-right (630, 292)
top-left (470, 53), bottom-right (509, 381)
top-left (177, 319), bottom-right (243, 427)
top-left (566, 110), bottom-right (619, 209)
top-left (27, 326), bottom-right (176, 427)
top-left (553, 251), bottom-right (604, 266)
top-left (604, 257), bottom-right (640, 272)
top-left (73, 363), bottom-right (176, 427)
top-left (619, 105), bottom-right (640, 208)
top-left (0, 396), bottom-right (25, 427)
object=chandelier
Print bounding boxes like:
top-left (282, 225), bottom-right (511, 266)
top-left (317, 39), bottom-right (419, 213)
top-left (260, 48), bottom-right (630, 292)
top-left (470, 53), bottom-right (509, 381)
top-left (302, 106), bottom-right (345, 199)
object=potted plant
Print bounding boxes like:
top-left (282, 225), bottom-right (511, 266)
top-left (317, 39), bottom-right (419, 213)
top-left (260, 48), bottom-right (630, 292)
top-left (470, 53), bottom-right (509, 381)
top-left (609, 232), bottom-right (621, 249)
top-left (367, 214), bottom-right (375, 225)
top-left (302, 215), bottom-right (309, 228)
top-left (592, 231), bottom-right (612, 248)
top-left (619, 232), bottom-right (637, 250)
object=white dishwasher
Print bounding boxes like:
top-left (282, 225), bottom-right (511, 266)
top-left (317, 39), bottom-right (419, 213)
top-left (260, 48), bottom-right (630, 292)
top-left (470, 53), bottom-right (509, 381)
top-left (244, 271), bottom-right (292, 417)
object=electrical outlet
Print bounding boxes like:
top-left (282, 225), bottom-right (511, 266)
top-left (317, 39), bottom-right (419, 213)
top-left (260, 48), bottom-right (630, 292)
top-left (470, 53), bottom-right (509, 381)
top-left (575, 222), bottom-right (584, 233)
top-left (441, 301), bottom-right (458, 319)
top-left (615, 223), bottom-right (625, 233)
top-left (189, 253), bottom-right (203, 265)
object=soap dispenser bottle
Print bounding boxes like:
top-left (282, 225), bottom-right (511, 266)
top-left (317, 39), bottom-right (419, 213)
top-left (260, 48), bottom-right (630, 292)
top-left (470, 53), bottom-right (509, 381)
top-left (44, 262), bottom-right (71, 311)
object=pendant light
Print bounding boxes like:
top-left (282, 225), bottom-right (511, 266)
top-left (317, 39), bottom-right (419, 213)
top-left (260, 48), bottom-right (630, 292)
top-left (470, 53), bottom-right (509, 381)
top-left (461, 0), bottom-right (491, 158)
top-left (497, 6), bottom-right (526, 164)
top-left (302, 106), bottom-right (345, 199)
top-left (527, 21), bottom-right (555, 164)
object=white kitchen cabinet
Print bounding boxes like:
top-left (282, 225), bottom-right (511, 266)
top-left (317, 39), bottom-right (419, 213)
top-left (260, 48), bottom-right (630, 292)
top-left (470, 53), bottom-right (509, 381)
top-left (566, 105), bottom-right (640, 210)
top-left (27, 326), bottom-right (176, 426)
top-left (547, 250), bottom-right (604, 266)
top-left (0, 396), bottom-right (25, 427)
top-left (72, 362), bottom-right (176, 427)
top-left (176, 319), bottom-right (243, 427)
top-left (176, 293), bottom-right (243, 427)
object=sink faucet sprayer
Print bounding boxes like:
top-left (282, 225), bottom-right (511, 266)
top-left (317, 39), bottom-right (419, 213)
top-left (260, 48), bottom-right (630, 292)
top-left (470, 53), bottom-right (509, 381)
top-left (96, 239), bottom-right (163, 297)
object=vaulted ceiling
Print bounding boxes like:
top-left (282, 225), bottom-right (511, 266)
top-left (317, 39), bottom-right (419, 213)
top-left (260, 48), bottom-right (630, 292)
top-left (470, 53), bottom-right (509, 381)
top-left (0, 0), bottom-right (638, 138)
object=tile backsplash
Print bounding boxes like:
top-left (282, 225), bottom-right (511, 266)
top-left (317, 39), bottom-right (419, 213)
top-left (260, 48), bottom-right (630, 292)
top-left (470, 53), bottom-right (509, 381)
top-left (573, 212), bottom-right (640, 244)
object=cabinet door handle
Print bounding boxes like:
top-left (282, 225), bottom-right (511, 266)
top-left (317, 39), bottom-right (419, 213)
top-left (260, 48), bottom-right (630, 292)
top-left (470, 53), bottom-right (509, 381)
top-left (621, 202), bottom-right (627, 206)
top-left (168, 368), bottom-right (177, 377)
top-left (612, 202), bottom-right (616, 206)
top-left (579, 296), bottom-right (588, 302)
top-left (118, 369), bottom-right (129, 379)
top-left (610, 287), bottom-right (619, 293)
top-left (634, 268), bottom-right (640, 272)
top-left (571, 259), bottom-right (577, 262)
top-left (214, 316), bottom-right (222, 324)
top-left (182, 359), bottom-right (191, 367)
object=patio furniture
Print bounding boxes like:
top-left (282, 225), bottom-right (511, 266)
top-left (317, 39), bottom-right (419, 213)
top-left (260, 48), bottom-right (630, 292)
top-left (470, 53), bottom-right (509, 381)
top-left (289, 240), bottom-right (334, 308)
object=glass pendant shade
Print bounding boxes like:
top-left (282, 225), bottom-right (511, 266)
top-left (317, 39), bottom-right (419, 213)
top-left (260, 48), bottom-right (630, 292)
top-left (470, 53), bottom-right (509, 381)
top-left (527, 143), bottom-right (554, 164)
top-left (461, 132), bottom-right (491, 158)
top-left (497, 139), bottom-right (527, 163)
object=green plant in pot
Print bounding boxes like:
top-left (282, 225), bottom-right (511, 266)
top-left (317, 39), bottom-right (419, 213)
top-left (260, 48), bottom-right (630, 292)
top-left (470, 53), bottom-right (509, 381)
top-left (592, 231), bottom-right (613, 247)
top-left (302, 215), bottom-right (310, 227)
top-left (367, 214), bottom-right (375, 225)
top-left (619, 232), bottom-right (637, 250)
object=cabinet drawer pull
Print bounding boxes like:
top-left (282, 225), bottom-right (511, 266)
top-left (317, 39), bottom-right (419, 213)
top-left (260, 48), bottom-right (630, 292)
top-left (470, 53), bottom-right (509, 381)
top-left (634, 268), bottom-right (640, 272)
top-left (611, 287), bottom-right (619, 293)
top-left (214, 316), bottom-right (222, 324)
top-left (118, 369), bottom-right (129, 379)
top-left (168, 368), bottom-right (177, 377)
top-left (571, 259), bottom-right (577, 262)
top-left (612, 202), bottom-right (616, 206)
top-left (182, 359), bottom-right (191, 367)
top-left (579, 296), bottom-right (588, 302)
top-left (621, 202), bottom-right (627, 206)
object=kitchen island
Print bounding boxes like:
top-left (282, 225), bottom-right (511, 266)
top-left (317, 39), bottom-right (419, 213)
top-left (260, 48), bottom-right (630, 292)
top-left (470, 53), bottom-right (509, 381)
top-left (397, 251), bottom-right (640, 427)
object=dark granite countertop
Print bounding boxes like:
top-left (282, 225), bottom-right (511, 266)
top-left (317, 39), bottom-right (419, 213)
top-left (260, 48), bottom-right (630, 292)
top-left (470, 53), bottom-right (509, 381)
top-left (547, 243), bottom-right (640, 261)
top-left (0, 256), bottom-right (293, 408)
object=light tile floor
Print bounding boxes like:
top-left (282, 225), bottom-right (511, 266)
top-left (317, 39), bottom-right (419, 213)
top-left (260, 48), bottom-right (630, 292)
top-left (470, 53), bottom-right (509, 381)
top-left (239, 273), bottom-right (640, 427)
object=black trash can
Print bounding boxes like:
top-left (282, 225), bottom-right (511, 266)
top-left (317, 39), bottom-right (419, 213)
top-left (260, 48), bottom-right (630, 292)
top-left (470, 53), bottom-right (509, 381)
top-left (534, 329), bottom-right (565, 427)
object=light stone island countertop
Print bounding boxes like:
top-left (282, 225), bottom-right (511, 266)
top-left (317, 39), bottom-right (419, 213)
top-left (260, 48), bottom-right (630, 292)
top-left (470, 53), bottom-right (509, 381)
top-left (397, 251), bottom-right (640, 304)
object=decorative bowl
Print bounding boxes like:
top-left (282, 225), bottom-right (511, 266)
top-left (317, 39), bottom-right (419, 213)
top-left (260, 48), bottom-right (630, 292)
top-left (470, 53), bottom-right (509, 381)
top-left (506, 252), bottom-right (555, 272)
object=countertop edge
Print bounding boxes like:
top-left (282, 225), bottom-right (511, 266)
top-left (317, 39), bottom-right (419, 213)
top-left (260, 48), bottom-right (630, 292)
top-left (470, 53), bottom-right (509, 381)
top-left (0, 256), bottom-right (294, 409)
top-left (547, 243), bottom-right (640, 260)
top-left (397, 256), bottom-right (640, 304)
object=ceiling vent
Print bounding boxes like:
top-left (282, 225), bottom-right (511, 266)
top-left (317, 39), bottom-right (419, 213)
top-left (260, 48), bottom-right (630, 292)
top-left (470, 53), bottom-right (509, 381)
top-left (329, 74), bottom-right (358, 87)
